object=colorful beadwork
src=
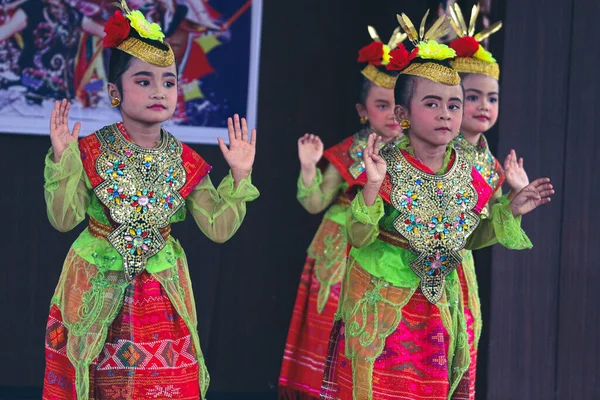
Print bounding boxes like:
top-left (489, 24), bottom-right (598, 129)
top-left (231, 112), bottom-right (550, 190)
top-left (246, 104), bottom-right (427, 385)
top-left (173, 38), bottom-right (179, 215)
top-left (381, 144), bottom-right (481, 303)
top-left (453, 133), bottom-right (500, 189)
top-left (93, 124), bottom-right (187, 281)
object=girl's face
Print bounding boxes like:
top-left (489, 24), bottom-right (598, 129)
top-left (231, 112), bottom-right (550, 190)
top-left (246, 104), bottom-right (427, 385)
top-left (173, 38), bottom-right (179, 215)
top-left (460, 73), bottom-right (499, 136)
top-left (110, 58), bottom-right (178, 126)
top-left (356, 84), bottom-right (401, 141)
top-left (396, 77), bottom-right (464, 148)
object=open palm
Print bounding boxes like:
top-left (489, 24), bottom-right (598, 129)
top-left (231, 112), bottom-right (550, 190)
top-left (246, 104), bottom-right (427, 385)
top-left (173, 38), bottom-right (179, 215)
top-left (298, 133), bottom-right (323, 167)
top-left (218, 114), bottom-right (256, 181)
top-left (50, 99), bottom-right (81, 162)
top-left (504, 149), bottom-right (529, 192)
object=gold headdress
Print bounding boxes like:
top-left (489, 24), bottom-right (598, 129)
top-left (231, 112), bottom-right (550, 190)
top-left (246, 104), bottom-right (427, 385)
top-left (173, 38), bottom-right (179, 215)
top-left (448, 3), bottom-right (502, 79)
top-left (394, 10), bottom-right (460, 86)
top-left (357, 26), bottom-right (407, 89)
top-left (103, 0), bottom-right (175, 67)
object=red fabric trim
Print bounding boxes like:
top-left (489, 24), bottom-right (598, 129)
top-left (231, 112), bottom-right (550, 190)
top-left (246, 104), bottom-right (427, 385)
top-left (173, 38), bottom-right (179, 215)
top-left (322, 136), bottom-right (357, 186)
top-left (78, 125), bottom-right (212, 198)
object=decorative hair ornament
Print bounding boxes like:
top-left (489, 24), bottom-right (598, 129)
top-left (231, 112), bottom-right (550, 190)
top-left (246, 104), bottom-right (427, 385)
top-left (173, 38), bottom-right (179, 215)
top-left (103, 0), bottom-right (174, 67)
top-left (392, 10), bottom-right (461, 86)
top-left (357, 26), bottom-right (411, 89)
top-left (448, 3), bottom-right (502, 79)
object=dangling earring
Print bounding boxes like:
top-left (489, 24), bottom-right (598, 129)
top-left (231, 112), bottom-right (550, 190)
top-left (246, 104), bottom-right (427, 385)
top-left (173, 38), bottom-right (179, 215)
top-left (360, 116), bottom-right (368, 125)
top-left (400, 119), bottom-right (411, 130)
top-left (111, 97), bottom-right (121, 108)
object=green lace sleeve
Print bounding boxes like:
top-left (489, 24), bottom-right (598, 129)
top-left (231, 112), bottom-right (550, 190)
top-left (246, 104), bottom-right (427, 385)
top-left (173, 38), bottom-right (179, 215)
top-left (186, 170), bottom-right (259, 243)
top-left (297, 164), bottom-right (344, 214)
top-left (44, 142), bottom-right (91, 232)
top-left (466, 194), bottom-right (533, 250)
top-left (346, 191), bottom-right (384, 248)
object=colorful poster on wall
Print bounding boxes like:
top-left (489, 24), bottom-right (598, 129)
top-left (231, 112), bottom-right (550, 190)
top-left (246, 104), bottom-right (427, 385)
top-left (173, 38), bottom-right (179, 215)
top-left (0, 0), bottom-right (262, 143)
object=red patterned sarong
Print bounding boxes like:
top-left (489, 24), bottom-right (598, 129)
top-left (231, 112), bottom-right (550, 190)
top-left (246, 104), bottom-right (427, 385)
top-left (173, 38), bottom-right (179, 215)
top-left (43, 271), bottom-right (200, 399)
top-left (279, 257), bottom-right (341, 399)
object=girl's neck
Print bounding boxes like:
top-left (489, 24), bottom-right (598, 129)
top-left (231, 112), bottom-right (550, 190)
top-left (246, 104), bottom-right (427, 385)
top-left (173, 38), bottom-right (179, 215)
top-left (460, 129), bottom-right (483, 146)
top-left (409, 135), bottom-right (447, 173)
top-left (121, 114), bottom-right (163, 148)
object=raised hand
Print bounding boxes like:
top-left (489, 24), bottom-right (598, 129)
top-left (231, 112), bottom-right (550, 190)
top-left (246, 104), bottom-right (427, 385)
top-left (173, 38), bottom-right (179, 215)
top-left (361, 133), bottom-right (387, 206)
top-left (298, 133), bottom-right (324, 168)
top-left (504, 149), bottom-right (529, 193)
top-left (509, 178), bottom-right (554, 217)
top-left (298, 133), bottom-right (323, 187)
top-left (363, 133), bottom-right (386, 185)
top-left (218, 114), bottom-right (256, 185)
top-left (50, 99), bottom-right (81, 162)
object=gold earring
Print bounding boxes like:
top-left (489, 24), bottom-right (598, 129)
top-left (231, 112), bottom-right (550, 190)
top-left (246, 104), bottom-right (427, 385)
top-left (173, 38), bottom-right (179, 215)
top-left (111, 97), bottom-right (121, 108)
top-left (400, 119), bottom-right (411, 130)
top-left (360, 116), bottom-right (368, 124)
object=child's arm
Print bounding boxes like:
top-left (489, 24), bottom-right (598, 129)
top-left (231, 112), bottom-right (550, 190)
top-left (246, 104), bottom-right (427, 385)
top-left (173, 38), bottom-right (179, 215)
top-left (297, 163), bottom-right (344, 215)
top-left (44, 100), bottom-right (89, 232)
top-left (186, 114), bottom-right (259, 243)
top-left (466, 178), bottom-right (553, 250)
top-left (186, 173), bottom-right (259, 243)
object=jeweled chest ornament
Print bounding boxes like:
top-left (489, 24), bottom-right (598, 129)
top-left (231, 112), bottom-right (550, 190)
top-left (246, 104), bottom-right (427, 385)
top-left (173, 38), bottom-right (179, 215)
top-left (381, 143), bottom-right (481, 303)
top-left (93, 124), bottom-right (186, 281)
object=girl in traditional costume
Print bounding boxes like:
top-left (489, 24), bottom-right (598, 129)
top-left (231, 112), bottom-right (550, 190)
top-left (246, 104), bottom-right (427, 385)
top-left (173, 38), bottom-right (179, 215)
top-left (321, 11), bottom-right (553, 400)
top-left (446, 5), bottom-right (531, 397)
top-left (278, 27), bottom-right (403, 400)
top-left (42, 2), bottom-right (258, 399)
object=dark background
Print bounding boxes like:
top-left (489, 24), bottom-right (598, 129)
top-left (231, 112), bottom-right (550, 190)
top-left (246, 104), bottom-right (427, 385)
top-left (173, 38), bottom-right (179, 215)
top-left (0, 0), bottom-right (597, 399)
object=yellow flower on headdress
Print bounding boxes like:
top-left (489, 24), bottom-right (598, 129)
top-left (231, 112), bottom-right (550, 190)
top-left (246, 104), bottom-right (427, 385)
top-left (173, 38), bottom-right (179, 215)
top-left (416, 40), bottom-right (456, 61)
top-left (126, 10), bottom-right (165, 42)
top-left (381, 44), bottom-right (391, 65)
top-left (473, 45), bottom-right (496, 63)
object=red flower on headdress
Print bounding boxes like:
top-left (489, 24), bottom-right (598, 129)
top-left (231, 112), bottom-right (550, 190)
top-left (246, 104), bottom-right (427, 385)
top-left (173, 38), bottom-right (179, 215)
top-left (103, 10), bottom-right (131, 48)
top-left (357, 42), bottom-right (384, 65)
top-left (386, 45), bottom-right (418, 71)
top-left (449, 36), bottom-right (479, 58)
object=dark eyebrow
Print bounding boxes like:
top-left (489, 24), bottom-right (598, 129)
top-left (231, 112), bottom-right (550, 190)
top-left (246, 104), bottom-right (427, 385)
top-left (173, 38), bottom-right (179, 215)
top-left (449, 97), bottom-right (463, 104)
top-left (373, 99), bottom-right (391, 103)
top-left (132, 71), bottom-right (153, 77)
top-left (421, 95), bottom-right (442, 101)
top-left (163, 72), bottom-right (177, 78)
top-left (466, 88), bottom-right (499, 96)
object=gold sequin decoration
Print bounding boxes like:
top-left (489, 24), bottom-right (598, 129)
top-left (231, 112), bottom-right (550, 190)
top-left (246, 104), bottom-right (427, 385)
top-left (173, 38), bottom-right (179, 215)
top-left (93, 124), bottom-right (186, 281)
top-left (381, 143), bottom-right (480, 303)
top-left (361, 64), bottom-right (398, 89)
top-left (450, 56), bottom-right (500, 80)
top-left (401, 62), bottom-right (461, 86)
top-left (117, 37), bottom-right (175, 67)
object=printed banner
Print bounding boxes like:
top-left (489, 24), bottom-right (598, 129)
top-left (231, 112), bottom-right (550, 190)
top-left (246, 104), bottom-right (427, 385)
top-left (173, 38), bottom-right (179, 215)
top-left (0, 0), bottom-right (262, 143)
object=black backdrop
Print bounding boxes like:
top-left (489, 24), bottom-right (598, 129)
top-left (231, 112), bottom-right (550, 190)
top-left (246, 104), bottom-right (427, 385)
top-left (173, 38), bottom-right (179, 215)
top-left (1, 0), bottom-right (597, 399)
